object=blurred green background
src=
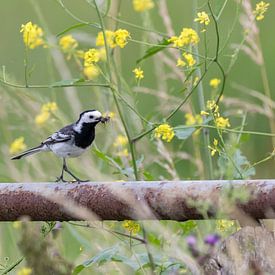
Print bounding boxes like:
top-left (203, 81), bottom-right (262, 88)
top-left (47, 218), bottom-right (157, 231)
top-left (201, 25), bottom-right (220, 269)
top-left (0, 0), bottom-right (274, 273)
top-left (0, 0), bottom-right (274, 181)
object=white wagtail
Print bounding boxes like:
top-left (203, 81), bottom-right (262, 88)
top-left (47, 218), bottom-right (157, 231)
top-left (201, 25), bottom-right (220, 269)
top-left (11, 110), bottom-right (109, 182)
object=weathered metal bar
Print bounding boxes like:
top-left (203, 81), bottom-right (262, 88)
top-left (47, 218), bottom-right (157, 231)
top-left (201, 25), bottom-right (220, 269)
top-left (0, 180), bottom-right (274, 221)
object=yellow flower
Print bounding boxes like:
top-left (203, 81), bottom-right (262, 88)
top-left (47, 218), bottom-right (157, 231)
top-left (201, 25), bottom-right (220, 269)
top-left (177, 53), bottom-right (196, 68)
top-left (206, 100), bottom-right (219, 113)
top-left (83, 64), bottom-right (100, 80)
top-left (216, 220), bottom-right (235, 232)
top-left (183, 53), bottom-right (196, 67)
top-left (200, 110), bottom-right (209, 116)
top-left (13, 221), bottom-right (22, 229)
top-left (169, 28), bottom-right (199, 47)
top-left (117, 149), bottom-right (129, 157)
top-left (35, 102), bottom-right (57, 126)
top-left (215, 116), bottom-right (230, 128)
top-left (133, 67), bottom-right (144, 80)
top-left (176, 58), bottom-right (186, 67)
top-left (35, 111), bottom-right (50, 125)
top-left (154, 124), bottom-right (175, 142)
top-left (9, 137), bottom-right (27, 155)
top-left (122, 220), bottom-right (140, 235)
top-left (253, 1), bottom-right (270, 21)
top-left (96, 30), bottom-right (116, 48)
top-left (208, 138), bottom-right (219, 157)
top-left (41, 102), bottom-right (58, 113)
top-left (185, 113), bottom-right (203, 136)
top-left (209, 78), bottom-right (221, 89)
top-left (133, 0), bottom-right (154, 12)
top-left (20, 21), bottom-right (44, 49)
top-left (17, 267), bottom-right (32, 275)
top-left (59, 35), bottom-right (78, 53)
top-left (194, 11), bottom-right (210, 26)
top-left (114, 29), bottom-right (131, 48)
top-left (84, 49), bottom-right (100, 66)
top-left (114, 135), bottom-right (128, 147)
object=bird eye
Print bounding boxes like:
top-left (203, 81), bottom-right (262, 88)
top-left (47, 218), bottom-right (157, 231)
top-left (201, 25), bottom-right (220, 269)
top-left (89, 115), bottom-right (94, 119)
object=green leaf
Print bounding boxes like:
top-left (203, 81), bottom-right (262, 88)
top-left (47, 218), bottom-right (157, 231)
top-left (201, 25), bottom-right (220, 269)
top-left (136, 39), bottom-right (171, 64)
top-left (174, 126), bottom-right (196, 140)
top-left (50, 78), bottom-right (85, 87)
top-left (72, 246), bottom-right (137, 274)
top-left (56, 23), bottom-right (88, 37)
top-left (179, 220), bottom-right (197, 234)
top-left (218, 149), bottom-right (255, 179)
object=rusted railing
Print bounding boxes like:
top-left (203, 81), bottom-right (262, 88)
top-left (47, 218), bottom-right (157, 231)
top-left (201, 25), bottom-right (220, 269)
top-left (0, 180), bottom-right (274, 221)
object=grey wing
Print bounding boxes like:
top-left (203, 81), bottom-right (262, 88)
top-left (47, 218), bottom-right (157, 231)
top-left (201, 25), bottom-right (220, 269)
top-left (42, 123), bottom-right (75, 145)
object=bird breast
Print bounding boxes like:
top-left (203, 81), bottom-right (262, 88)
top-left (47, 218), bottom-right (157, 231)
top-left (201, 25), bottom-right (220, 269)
top-left (49, 142), bottom-right (86, 158)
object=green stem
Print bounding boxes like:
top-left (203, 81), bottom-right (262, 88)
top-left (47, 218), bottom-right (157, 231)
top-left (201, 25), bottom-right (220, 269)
top-left (0, 78), bottom-right (109, 89)
top-left (174, 124), bottom-right (275, 137)
top-left (132, 60), bottom-right (214, 143)
top-left (193, 0), bottom-right (213, 179)
top-left (93, 0), bottom-right (139, 180)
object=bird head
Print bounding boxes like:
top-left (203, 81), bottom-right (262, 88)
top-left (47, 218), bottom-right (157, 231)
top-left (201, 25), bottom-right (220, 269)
top-left (78, 110), bottom-right (103, 124)
top-left (74, 110), bottom-right (110, 133)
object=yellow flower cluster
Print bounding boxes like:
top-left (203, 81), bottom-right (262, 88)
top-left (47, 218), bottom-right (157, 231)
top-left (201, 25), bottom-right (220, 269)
top-left (17, 267), bottom-right (32, 275)
top-left (169, 28), bottom-right (199, 48)
top-left (114, 29), bottom-right (131, 48)
top-left (20, 21), bottom-right (44, 49)
top-left (185, 113), bottom-right (203, 126)
top-left (83, 65), bottom-right (100, 80)
top-left (208, 138), bottom-right (219, 157)
top-left (154, 124), bottom-right (175, 142)
top-left (82, 48), bottom-right (106, 79)
top-left (96, 29), bottom-right (131, 49)
top-left (216, 220), bottom-right (236, 232)
top-left (59, 35), bottom-right (78, 54)
top-left (202, 100), bottom-right (231, 130)
top-left (84, 49), bottom-right (100, 66)
top-left (194, 11), bottom-right (210, 25)
top-left (253, 1), bottom-right (270, 21)
top-left (9, 137), bottom-right (27, 155)
top-left (122, 220), bottom-right (140, 235)
top-left (215, 116), bottom-right (231, 128)
top-left (133, 67), bottom-right (144, 80)
top-left (133, 0), bottom-right (154, 12)
top-left (177, 53), bottom-right (196, 68)
top-left (59, 35), bottom-right (78, 52)
top-left (35, 102), bottom-right (57, 126)
top-left (209, 78), bottom-right (221, 89)
top-left (114, 135), bottom-right (129, 157)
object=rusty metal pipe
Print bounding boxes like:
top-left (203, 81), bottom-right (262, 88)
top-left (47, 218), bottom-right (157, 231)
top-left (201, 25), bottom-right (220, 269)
top-left (0, 180), bottom-right (274, 221)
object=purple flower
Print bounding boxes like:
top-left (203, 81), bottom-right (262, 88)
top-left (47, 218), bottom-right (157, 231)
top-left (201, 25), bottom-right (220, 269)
top-left (186, 235), bottom-right (197, 247)
top-left (204, 234), bottom-right (220, 246)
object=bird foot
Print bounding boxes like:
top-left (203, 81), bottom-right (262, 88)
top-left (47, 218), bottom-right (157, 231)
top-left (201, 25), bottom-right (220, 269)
top-left (55, 176), bottom-right (67, 183)
top-left (71, 179), bottom-right (89, 184)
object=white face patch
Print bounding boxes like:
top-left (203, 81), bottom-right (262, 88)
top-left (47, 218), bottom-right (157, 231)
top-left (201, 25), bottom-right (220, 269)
top-left (73, 110), bottom-right (102, 132)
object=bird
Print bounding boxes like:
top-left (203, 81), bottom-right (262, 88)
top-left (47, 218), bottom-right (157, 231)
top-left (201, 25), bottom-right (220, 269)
top-left (11, 110), bottom-right (109, 182)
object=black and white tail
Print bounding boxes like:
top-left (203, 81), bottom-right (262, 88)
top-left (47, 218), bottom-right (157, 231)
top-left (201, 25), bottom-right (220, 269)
top-left (11, 145), bottom-right (45, 160)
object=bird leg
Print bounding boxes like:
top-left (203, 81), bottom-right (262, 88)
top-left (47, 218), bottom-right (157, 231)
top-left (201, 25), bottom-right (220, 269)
top-left (56, 158), bottom-right (67, 182)
top-left (62, 158), bottom-right (88, 183)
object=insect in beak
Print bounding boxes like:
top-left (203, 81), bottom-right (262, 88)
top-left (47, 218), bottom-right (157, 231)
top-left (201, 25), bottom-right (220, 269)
top-left (100, 116), bottom-right (110, 124)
